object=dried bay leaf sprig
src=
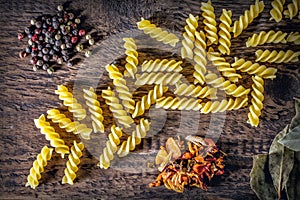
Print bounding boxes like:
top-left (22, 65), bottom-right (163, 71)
top-left (250, 98), bottom-right (300, 200)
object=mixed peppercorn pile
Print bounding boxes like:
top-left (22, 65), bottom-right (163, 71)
top-left (17, 5), bottom-right (94, 74)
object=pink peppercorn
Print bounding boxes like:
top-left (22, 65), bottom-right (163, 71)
top-left (78, 29), bottom-right (86, 36)
top-left (31, 34), bottom-right (38, 42)
top-left (71, 36), bottom-right (78, 44)
top-left (18, 33), bottom-right (25, 41)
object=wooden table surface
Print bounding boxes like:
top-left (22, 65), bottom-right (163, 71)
top-left (0, 0), bottom-right (299, 199)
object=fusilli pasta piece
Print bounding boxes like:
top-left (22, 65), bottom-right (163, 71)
top-left (155, 96), bottom-right (202, 111)
top-left (142, 59), bottom-right (183, 73)
top-left (34, 114), bottom-right (69, 158)
top-left (181, 14), bottom-right (199, 59)
top-left (246, 30), bottom-right (287, 47)
top-left (193, 31), bottom-right (207, 85)
top-left (105, 64), bottom-right (135, 113)
top-left (201, 97), bottom-right (248, 114)
top-left (117, 118), bottom-right (150, 157)
top-left (47, 109), bottom-right (93, 140)
top-left (270, 0), bottom-right (286, 22)
top-left (137, 18), bottom-right (179, 47)
top-left (255, 49), bottom-right (300, 63)
top-left (283, 0), bottom-right (300, 19)
top-left (205, 73), bottom-right (251, 97)
top-left (135, 72), bottom-right (182, 86)
top-left (232, 57), bottom-right (277, 79)
top-left (55, 85), bottom-right (87, 121)
top-left (218, 9), bottom-right (232, 55)
top-left (201, 0), bottom-right (218, 46)
top-left (83, 87), bottom-right (105, 133)
top-left (248, 76), bottom-right (264, 127)
top-left (286, 32), bottom-right (300, 45)
top-left (25, 146), bottom-right (53, 189)
top-left (62, 141), bottom-right (84, 185)
top-left (232, 0), bottom-right (265, 37)
top-left (102, 87), bottom-right (134, 128)
top-left (207, 49), bottom-right (241, 82)
top-left (123, 38), bottom-right (138, 79)
top-left (174, 83), bottom-right (217, 99)
top-left (132, 84), bottom-right (168, 118)
top-left (98, 125), bottom-right (123, 169)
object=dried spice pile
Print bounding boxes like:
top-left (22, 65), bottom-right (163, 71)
top-left (150, 136), bottom-right (226, 193)
top-left (17, 5), bottom-right (95, 74)
top-left (250, 98), bottom-right (300, 200)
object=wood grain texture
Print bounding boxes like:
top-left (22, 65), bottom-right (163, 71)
top-left (0, 0), bottom-right (299, 199)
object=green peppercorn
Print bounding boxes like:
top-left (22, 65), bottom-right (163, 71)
top-left (57, 5), bottom-right (63, 11)
top-left (88, 38), bottom-right (95, 45)
top-left (30, 19), bottom-right (36, 25)
top-left (47, 67), bottom-right (54, 74)
top-left (85, 50), bottom-right (91, 57)
top-left (75, 18), bottom-right (80, 24)
top-left (28, 39), bottom-right (33, 46)
top-left (76, 44), bottom-right (83, 52)
top-left (60, 44), bottom-right (66, 50)
top-left (57, 57), bottom-right (63, 64)
top-left (85, 34), bottom-right (91, 40)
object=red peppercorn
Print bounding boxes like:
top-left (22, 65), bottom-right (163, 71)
top-left (71, 36), bottom-right (78, 44)
top-left (31, 46), bottom-right (38, 51)
top-left (17, 33), bottom-right (25, 41)
top-left (78, 29), bottom-right (86, 36)
top-left (48, 26), bottom-right (54, 32)
top-left (31, 34), bottom-right (38, 42)
top-left (71, 23), bottom-right (77, 29)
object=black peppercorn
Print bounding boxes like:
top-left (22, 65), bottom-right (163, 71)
top-left (37, 51), bottom-right (43, 58)
top-left (35, 21), bottom-right (42, 28)
top-left (46, 18), bottom-right (52, 25)
top-left (49, 38), bottom-right (54, 45)
top-left (62, 55), bottom-right (69, 62)
top-left (53, 45), bottom-right (59, 52)
top-left (37, 60), bottom-right (44, 66)
top-left (33, 65), bottom-right (38, 71)
top-left (42, 63), bottom-right (49, 70)
top-left (66, 43), bottom-right (72, 49)
top-left (52, 54), bottom-right (58, 61)
top-left (25, 47), bottom-right (31, 53)
top-left (72, 29), bottom-right (78, 36)
top-left (42, 48), bottom-right (49, 54)
top-left (37, 44), bottom-right (43, 50)
top-left (49, 49), bottom-right (54, 55)
top-left (55, 40), bottom-right (62, 46)
top-left (42, 28), bottom-right (47, 34)
top-left (45, 31), bottom-right (51, 38)
top-left (68, 13), bottom-right (74, 20)
top-left (67, 61), bottom-right (72, 67)
top-left (43, 55), bottom-right (50, 62)
top-left (61, 49), bottom-right (68, 56)
top-left (30, 57), bottom-right (37, 64)
top-left (31, 51), bottom-right (38, 57)
top-left (45, 44), bottom-right (51, 48)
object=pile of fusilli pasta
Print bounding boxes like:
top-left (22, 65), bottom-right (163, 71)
top-left (26, 0), bottom-right (300, 189)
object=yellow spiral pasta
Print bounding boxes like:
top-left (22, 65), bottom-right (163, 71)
top-left (102, 87), bottom-right (134, 128)
top-left (47, 109), bottom-right (93, 140)
top-left (135, 72), bottom-right (182, 86)
top-left (132, 84), bottom-right (168, 118)
top-left (248, 76), bottom-right (264, 127)
top-left (193, 31), bottom-right (207, 85)
top-left (25, 146), bottom-right (53, 189)
top-left (105, 64), bottom-right (135, 113)
top-left (255, 49), bottom-right (300, 63)
top-left (83, 87), bottom-right (105, 133)
top-left (34, 114), bottom-right (69, 158)
top-left (283, 0), bottom-right (300, 19)
top-left (218, 9), bottom-right (232, 55)
top-left (98, 125), bottom-right (123, 169)
top-left (155, 96), bottom-right (202, 111)
top-left (246, 30), bottom-right (287, 47)
top-left (201, 0), bottom-right (218, 46)
top-left (117, 118), bottom-right (150, 157)
top-left (232, 57), bottom-right (277, 79)
top-left (62, 141), bottom-right (85, 185)
top-left (181, 14), bottom-right (199, 59)
top-left (207, 49), bottom-right (241, 82)
top-left (123, 38), bottom-right (138, 79)
top-left (287, 32), bottom-right (300, 45)
top-left (106, 64), bottom-right (123, 80)
top-left (174, 83), bottom-right (217, 99)
top-left (270, 0), bottom-right (286, 22)
top-left (137, 18), bottom-right (179, 47)
top-left (205, 73), bottom-right (251, 97)
top-left (232, 0), bottom-right (265, 38)
top-left (142, 59), bottom-right (183, 73)
top-left (201, 97), bottom-right (248, 114)
top-left (55, 85), bottom-right (86, 121)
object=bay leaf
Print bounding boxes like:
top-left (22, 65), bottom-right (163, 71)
top-left (290, 98), bottom-right (300, 130)
top-left (285, 152), bottom-right (300, 200)
top-left (269, 125), bottom-right (294, 197)
top-left (250, 154), bottom-right (277, 200)
top-left (279, 126), bottom-right (300, 152)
